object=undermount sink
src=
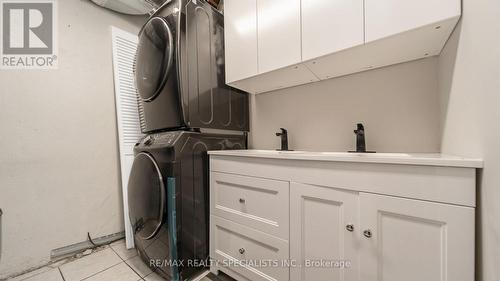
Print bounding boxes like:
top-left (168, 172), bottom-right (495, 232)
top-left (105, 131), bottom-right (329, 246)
top-left (239, 150), bottom-right (307, 155)
top-left (276, 150), bottom-right (308, 154)
top-left (238, 150), bottom-right (411, 157)
top-left (316, 152), bottom-right (411, 157)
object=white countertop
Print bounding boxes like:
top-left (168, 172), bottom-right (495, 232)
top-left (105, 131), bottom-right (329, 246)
top-left (208, 150), bottom-right (483, 168)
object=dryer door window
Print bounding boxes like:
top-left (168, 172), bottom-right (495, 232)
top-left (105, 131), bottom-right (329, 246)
top-left (135, 16), bottom-right (174, 102)
top-left (128, 153), bottom-right (166, 240)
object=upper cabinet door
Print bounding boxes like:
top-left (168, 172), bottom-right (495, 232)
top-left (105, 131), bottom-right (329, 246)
top-left (359, 193), bottom-right (474, 281)
top-left (224, 0), bottom-right (258, 83)
top-left (257, 0), bottom-right (302, 73)
top-left (365, 0), bottom-right (461, 42)
top-left (301, 0), bottom-right (364, 61)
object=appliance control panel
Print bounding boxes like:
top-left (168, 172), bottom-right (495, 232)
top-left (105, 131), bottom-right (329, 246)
top-left (140, 131), bottom-right (181, 147)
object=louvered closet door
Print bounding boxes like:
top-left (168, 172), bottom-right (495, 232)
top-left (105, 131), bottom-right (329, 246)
top-left (111, 26), bottom-right (144, 248)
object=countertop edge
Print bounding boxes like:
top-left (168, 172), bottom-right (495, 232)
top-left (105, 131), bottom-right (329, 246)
top-left (207, 151), bottom-right (484, 168)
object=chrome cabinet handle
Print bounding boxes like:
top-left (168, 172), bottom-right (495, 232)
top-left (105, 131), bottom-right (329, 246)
top-left (239, 198), bottom-right (246, 203)
top-left (239, 248), bottom-right (245, 254)
top-left (346, 224), bottom-right (354, 232)
top-left (363, 229), bottom-right (372, 238)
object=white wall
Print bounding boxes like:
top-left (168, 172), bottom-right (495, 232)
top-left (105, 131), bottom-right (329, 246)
top-left (438, 0), bottom-right (500, 280)
top-left (249, 57), bottom-right (441, 153)
top-left (0, 1), bottom-right (145, 278)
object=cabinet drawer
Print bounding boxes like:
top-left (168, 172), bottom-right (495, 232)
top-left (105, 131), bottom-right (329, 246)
top-left (211, 216), bottom-right (289, 281)
top-left (210, 172), bottom-right (289, 239)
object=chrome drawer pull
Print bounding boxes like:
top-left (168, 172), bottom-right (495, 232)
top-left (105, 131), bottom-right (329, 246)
top-left (363, 229), bottom-right (372, 238)
top-left (239, 198), bottom-right (246, 203)
top-left (239, 248), bottom-right (245, 254)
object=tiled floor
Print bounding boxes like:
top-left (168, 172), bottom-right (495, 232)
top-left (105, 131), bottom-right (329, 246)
top-left (7, 240), bottom-right (233, 281)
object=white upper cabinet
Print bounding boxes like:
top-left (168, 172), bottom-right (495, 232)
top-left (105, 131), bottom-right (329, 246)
top-left (224, 0), bottom-right (461, 94)
top-left (257, 0), bottom-right (302, 73)
top-left (365, 0), bottom-right (461, 42)
top-left (224, 0), bottom-right (258, 83)
top-left (301, 0), bottom-right (364, 60)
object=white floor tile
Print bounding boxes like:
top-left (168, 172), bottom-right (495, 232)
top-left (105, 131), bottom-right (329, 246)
top-left (82, 263), bottom-right (141, 281)
top-left (109, 240), bottom-right (137, 261)
top-left (59, 248), bottom-right (122, 281)
top-left (16, 268), bottom-right (63, 281)
top-left (7, 267), bottom-right (52, 281)
top-left (125, 256), bottom-right (152, 277)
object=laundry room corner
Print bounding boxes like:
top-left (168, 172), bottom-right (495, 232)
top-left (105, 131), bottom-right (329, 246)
top-left (0, 0), bottom-right (146, 278)
top-left (1, 0), bottom-right (499, 280)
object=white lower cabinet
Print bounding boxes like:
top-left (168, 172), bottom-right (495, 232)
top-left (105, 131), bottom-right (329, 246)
top-left (210, 172), bottom-right (289, 240)
top-left (209, 156), bottom-right (477, 281)
top-left (210, 172), bottom-right (290, 281)
top-left (359, 193), bottom-right (475, 281)
top-left (290, 183), bottom-right (359, 281)
top-left (211, 216), bottom-right (289, 281)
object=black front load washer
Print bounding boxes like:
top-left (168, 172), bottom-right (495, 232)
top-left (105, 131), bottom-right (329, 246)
top-left (134, 0), bottom-right (249, 133)
top-left (127, 130), bottom-right (245, 280)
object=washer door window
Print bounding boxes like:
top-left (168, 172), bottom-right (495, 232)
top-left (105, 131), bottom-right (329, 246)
top-left (135, 17), bottom-right (174, 102)
top-left (128, 153), bottom-right (166, 240)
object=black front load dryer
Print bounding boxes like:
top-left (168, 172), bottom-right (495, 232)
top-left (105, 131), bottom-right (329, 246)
top-left (127, 131), bottom-right (245, 281)
top-left (134, 0), bottom-right (249, 133)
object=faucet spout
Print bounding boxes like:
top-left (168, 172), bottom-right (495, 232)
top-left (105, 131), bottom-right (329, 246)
top-left (349, 123), bottom-right (375, 153)
top-left (354, 123), bottom-right (366, 152)
top-left (276, 128), bottom-right (290, 151)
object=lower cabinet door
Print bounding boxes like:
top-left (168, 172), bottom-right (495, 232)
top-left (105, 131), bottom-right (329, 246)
top-left (359, 193), bottom-right (475, 281)
top-left (290, 183), bottom-right (359, 281)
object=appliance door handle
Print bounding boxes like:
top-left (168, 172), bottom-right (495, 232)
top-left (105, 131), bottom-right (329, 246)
top-left (157, 18), bottom-right (174, 100)
top-left (138, 153), bottom-right (167, 240)
top-left (157, 179), bottom-right (167, 234)
top-left (145, 169), bottom-right (167, 240)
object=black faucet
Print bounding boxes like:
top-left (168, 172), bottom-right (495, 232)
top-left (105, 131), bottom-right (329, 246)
top-left (276, 128), bottom-right (289, 151)
top-left (354, 123), bottom-right (366, 152)
top-left (350, 123), bottom-right (376, 153)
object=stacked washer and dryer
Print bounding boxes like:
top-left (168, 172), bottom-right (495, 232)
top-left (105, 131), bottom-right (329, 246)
top-left (127, 1), bottom-right (249, 280)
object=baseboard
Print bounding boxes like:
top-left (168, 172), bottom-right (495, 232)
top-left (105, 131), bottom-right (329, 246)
top-left (50, 231), bottom-right (125, 260)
